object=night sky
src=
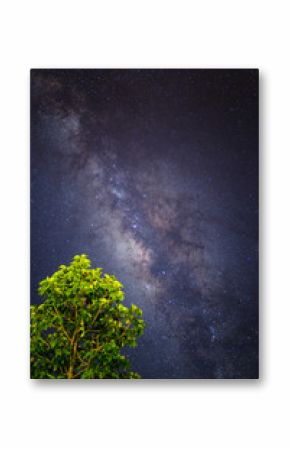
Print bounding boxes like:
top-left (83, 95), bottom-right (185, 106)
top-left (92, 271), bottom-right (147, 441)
top-left (31, 69), bottom-right (259, 379)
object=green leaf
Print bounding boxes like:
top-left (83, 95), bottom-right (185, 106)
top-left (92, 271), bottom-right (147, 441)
top-left (30, 254), bottom-right (145, 379)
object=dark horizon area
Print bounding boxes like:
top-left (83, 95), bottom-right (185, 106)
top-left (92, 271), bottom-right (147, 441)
top-left (31, 69), bottom-right (258, 378)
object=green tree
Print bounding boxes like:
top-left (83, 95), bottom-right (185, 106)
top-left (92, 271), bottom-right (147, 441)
top-left (31, 254), bottom-right (145, 379)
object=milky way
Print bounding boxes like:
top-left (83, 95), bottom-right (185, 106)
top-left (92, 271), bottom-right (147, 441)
top-left (31, 69), bottom-right (259, 378)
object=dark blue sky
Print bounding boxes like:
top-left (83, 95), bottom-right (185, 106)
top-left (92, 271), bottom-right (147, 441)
top-left (31, 69), bottom-right (258, 378)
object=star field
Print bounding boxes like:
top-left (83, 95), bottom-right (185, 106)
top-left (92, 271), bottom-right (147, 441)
top-left (31, 69), bottom-right (259, 378)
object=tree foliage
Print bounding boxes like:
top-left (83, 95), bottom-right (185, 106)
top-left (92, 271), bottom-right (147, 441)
top-left (31, 255), bottom-right (145, 379)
